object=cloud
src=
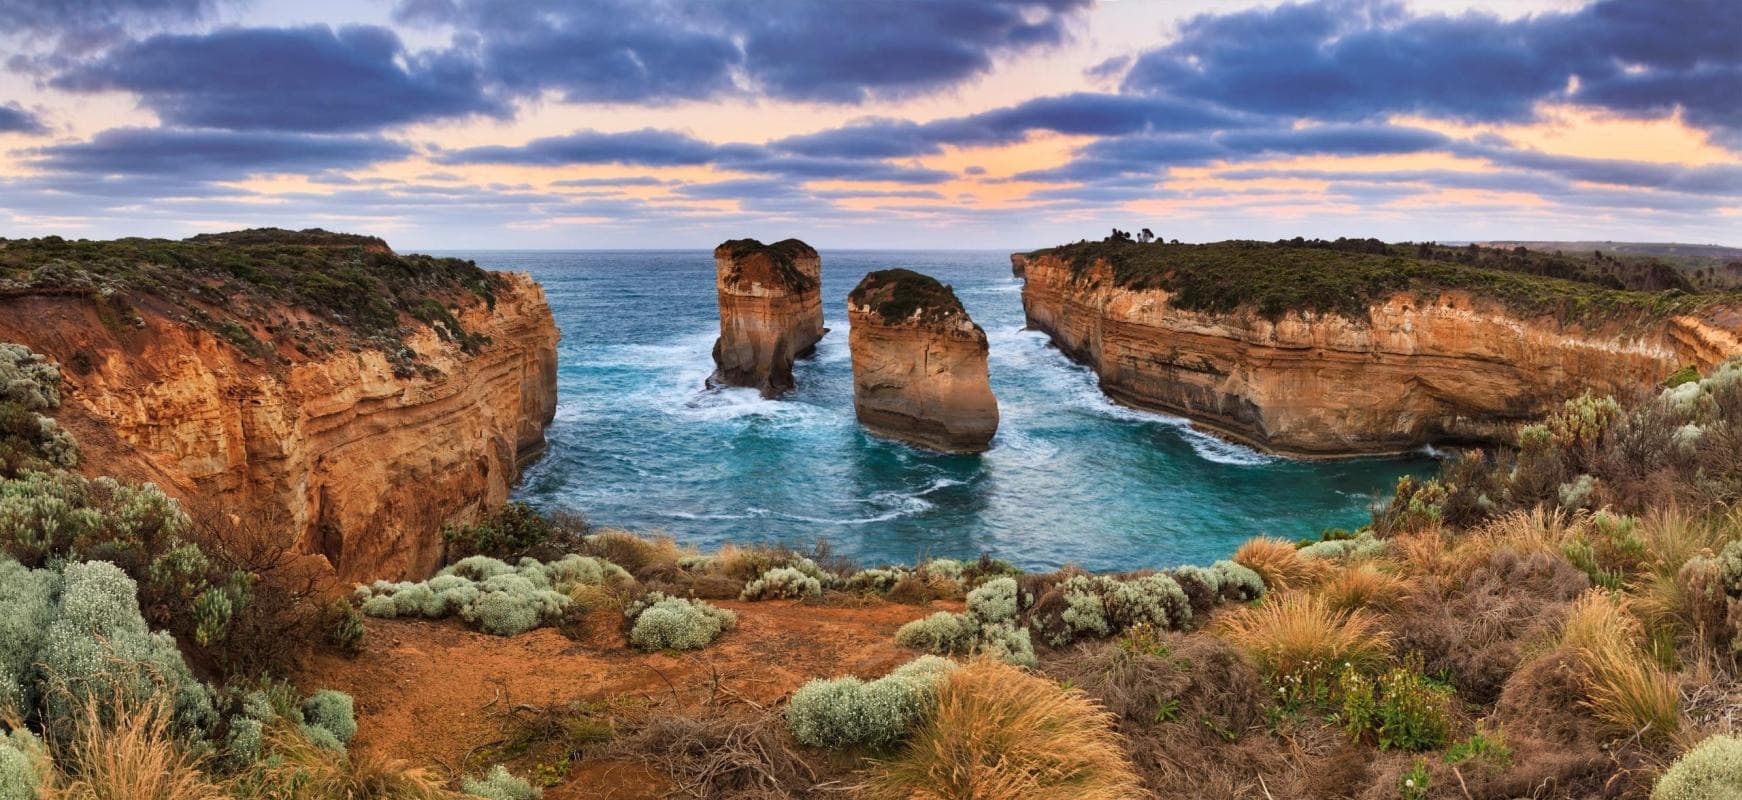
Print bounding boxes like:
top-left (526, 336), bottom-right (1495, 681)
top-left (24, 127), bottom-right (412, 178)
top-left (551, 176), bottom-right (674, 188)
top-left (771, 93), bottom-right (1250, 159)
top-left (0, 103), bottom-right (46, 134)
top-left (0, 0), bottom-right (225, 46)
top-left (395, 0), bottom-right (1091, 105)
top-left (52, 25), bottom-right (505, 132)
top-left (1119, 0), bottom-right (1742, 143)
top-left (439, 129), bottom-right (719, 167)
top-left (1012, 123), bottom-right (1450, 183)
top-left (441, 128), bottom-right (955, 183)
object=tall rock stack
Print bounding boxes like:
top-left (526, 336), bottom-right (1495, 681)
top-left (709, 238), bottom-right (826, 397)
top-left (847, 269), bottom-right (999, 453)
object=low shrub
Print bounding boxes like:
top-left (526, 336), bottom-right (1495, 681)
top-left (300, 690), bottom-right (357, 747)
top-left (0, 728), bottom-right (49, 800)
top-left (1030, 573), bottom-right (1193, 648)
top-left (442, 502), bottom-right (588, 563)
top-left (785, 656), bottom-right (956, 749)
top-left (739, 566), bottom-right (822, 600)
top-left (462, 765), bottom-right (543, 800)
top-left (1444, 726), bottom-right (1512, 769)
top-left (895, 612), bottom-right (976, 655)
top-left (862, 659), bottom-right (1144, 800)
top-left (357, 554), bottom-right (628, 636)
top-left (1337, 658), bottom-right (1453, 751)
top-left (893, 578), bottom-right (1036, 666)
top-left (33, 560), bottom-right (215, 741)
top-left (1653, 735), bottom-right (1742, 800)
top-left (625, 594), bottom-right (737, 651)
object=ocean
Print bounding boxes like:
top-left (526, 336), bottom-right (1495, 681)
top-left (433, 249), bottom-right (1435, 572)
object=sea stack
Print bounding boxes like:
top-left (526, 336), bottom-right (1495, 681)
top-left (709, 238), bottom-right (826, 397)
top-left (847, 269), bottom-right (998, 453)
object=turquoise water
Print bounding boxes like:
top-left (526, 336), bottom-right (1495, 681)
top-left (436, 249), bottom-right (1434, 572)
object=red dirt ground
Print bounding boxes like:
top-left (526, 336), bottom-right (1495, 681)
top-left (297, 597), bottom-right (954, 798)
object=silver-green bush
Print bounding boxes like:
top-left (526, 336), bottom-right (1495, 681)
top-left (355, 553), bottom-right (628, 636)
top-left (301, 689), bottom-right (356, 746)
top-left (0, 558), bottom-right (57, 715)
top-left (0, 728), bottom-right (48, 800)
top-left (1297, 533), bottom-right (1387, 561)
top-left (965, 577), bottom-right (1018, 623)
top-left (1653, 735), bottom-right (1742, 800)
top-left (626, 594), bottom-right (737, 651)
top-left (1211, 559), bottom-right (1266, 601)
top-left (740, 566), bottom-right (822, 600)
top-left (894, 612), bottom-right (976, 655)
top-left (35, 561), bottom-right (214, 740)
top-left (785, 656), bottom-right (956, 748)
top-left (463, 764), bottom-right (544, 800)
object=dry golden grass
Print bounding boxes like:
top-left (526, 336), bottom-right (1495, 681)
top-left (1637, 507), bottom-right (1728, 578)
top-left (1214, 592), bottom-right (1391, 681)
top-left (1316, 563), bottom-right (1409, 613)
top-left (1456, 508), bottom-right (1586, 567)
top-left (229, 727), bottom-right (457, 800)
top-left (1232, 537), bottom-right (1320, 591)
top-left (863, 659), bottom-right (1147, 800)
top-left (1559, 592), bottom-right (1684, 744)
top-left (584, 529), bottom-right (689, 575)
top-left (54, 701), bottom-right (226, 800)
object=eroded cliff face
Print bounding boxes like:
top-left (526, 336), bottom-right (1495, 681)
top-left (1020, 253), bottom-right (1737, 456)
top-left (710, 239), bottom-right (826, 397)
top-left (848, 270), bottom-right (998, 453)
top-left (0, 273), bottom-right (558, 581)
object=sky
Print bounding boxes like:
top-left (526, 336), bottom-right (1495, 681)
top-left (0, 0), bottom-right (1737, 250)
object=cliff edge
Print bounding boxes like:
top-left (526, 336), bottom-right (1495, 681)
top-left (710, 238), bottom-right (826, 397)
top-left (848, 269), bottom-right (998, 453)
top-left (0, 230), bottom-right (558, 581)
top-left (1018, 239), bottom-right (1742, 456)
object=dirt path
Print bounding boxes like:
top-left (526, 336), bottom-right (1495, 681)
top-left (298, 597), bottom-right (953, 797)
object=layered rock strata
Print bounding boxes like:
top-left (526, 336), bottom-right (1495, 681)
top-left (1019, 252), bottom-right (1740, 456)
top-left (848, 269), bottom-right (998, 453)
top-left (710, 239), bottom-right (826, 397)
top-left (0, 272), bottom-right (558, 581)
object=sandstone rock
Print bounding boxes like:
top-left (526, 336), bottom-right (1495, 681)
top-left (0, 273), bottom-right (558, 582)
top-left (1010, 253), bottom-right (1028, 278)
top-left (710, 239), bottom-right (826, 397)
top-left (848, 269), bottom-right (998, 453)
top-left (1019, 252), bottom-right (1740, 457)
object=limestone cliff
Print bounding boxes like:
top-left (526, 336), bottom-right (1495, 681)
top-left (848, 269), bottom-right (998, 453)
top-left (1009, 253), bottom-right (1028, 279)
top-left (710, 239), bottom-right (826, 397)
top-left (0, 237), bottom-right (558, 582)
top-left (1020, 250), bottom-right (1740, 456)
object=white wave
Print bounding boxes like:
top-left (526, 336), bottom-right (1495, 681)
top-left (989, 325), bottom-right (1279, 466)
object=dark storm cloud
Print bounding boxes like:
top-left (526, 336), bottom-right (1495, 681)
top-left (1119, 0), bottom-right (1742, 142)
top-left (771, 93), bottom-right (1250, 159)
top-left (394, 0), bottom-right (1090, 104)
top-left (1011, 124), bottom-right (1451, 183)
top-left (0, 103), bottom-right (46, 134)
top-left (440, 129), bottom-right (954, 184)
top-left (0, 0), bottom-right (224, 41)
top-left (52, 26), bottom-right (505, 133)
top-left (25, 127), bottom-right (413, 178)
top-left (438, 130), bottom-right (720, 167)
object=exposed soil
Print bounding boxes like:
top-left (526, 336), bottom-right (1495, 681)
top-left (297, 597), bottom-right (954, 798)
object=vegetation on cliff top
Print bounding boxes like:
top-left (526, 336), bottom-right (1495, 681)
top-left (848, 268), bottom-right (973, 326)
top-left (0, 228), bottom-right (502, 371)
top-left (716, 238), bottom-right (819, 292)
top-left (1030, 237), bottom-right (1739, 322)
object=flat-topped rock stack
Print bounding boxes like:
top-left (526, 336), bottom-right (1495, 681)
top-left (709, 238), bottom-right (826, 397)
top-left (847, 269), bottom-right (998, 453)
